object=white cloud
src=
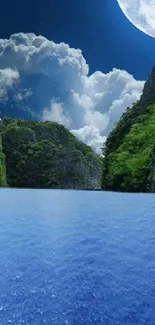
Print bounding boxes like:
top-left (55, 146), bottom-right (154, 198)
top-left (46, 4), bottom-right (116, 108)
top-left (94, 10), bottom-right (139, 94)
top-left (71, 125), bottom-right (106, 154)
top-left (14, 88), bottom-right (33, 101)
top-left (0, 33), bottom-right (145, 154)
top-left (0, 68), bottom-right (19, 99)
top-left (43, 101), bottom-right (71, 128)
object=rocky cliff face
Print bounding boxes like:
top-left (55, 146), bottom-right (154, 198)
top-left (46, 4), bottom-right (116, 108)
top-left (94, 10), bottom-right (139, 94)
top-left (51, 149), bottom-right (102, 189)
top-left (102, 66), bottom-right (155, 192)
top-left (0, 117), bottom-right (102, 190)
top-left (0, 134), bottom-right (7, 187)
top-left (140, 66), bottom-right (155, 110)
top-left (146, 149), bottom-right (155, 192)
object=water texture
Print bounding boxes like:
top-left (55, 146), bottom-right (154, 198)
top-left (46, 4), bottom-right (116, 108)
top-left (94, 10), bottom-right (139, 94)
top-left (0, 189), bottom-right (155, 325)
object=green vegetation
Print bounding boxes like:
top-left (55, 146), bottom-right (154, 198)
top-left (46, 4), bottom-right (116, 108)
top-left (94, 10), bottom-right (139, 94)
top-left (0, 117), bottom-right (102, 189)
top-left (102, 104), bottom-right (155, 192)
top-left (102, 66), bottom-right (155, 192)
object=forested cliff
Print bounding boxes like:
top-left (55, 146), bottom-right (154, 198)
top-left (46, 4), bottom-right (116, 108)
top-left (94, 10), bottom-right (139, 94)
top-left (0, 117), bottom-right (102, 189)
top-left (102, 66), bottom-right (155, 192)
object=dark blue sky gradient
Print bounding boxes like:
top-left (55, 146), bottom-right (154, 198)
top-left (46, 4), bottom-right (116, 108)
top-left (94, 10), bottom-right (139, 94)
top-left (0, 0), bottom-right (155, 80)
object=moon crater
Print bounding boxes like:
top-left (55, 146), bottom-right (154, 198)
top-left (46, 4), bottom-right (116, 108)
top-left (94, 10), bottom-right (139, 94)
top-left (117, 0), bottom-right (155, 38)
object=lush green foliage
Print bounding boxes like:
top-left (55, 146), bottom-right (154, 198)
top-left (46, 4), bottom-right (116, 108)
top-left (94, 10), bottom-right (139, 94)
top-left (1, 117), bottom-right (102, 189)
top-left (102, 104), bottom-right (155, 192)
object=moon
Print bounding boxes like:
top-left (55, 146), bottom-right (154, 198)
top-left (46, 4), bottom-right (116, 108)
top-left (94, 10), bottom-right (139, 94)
top-left (116, 0), bottom-right (155, 38)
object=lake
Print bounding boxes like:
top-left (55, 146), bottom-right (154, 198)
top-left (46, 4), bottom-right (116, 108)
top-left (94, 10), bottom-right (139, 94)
top-left (0, 189), bottom-right (155, 325)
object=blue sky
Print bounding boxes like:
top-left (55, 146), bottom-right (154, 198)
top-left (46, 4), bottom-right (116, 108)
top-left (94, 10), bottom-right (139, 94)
top-left (0, 0), bottom-right (155, 152)
top-left (1, 0), bottom-right (155, 79)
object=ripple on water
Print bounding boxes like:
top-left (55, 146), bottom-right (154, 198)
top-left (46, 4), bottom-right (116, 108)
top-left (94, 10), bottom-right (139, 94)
top-left (0, 189), bottom-right (155, 324)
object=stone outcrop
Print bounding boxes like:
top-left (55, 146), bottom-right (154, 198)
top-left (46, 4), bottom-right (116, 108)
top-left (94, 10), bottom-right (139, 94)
top-left (146, 148), bottom-right (155, 193)
top-left (140, 66), bottom-right (155, 110)
top-left (0, 134), bottom-right (7, 187)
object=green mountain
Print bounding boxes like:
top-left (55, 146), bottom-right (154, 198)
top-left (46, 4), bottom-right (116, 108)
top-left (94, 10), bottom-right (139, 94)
top-left (0, 117), bottom-right (102, 190)
top-left (102, 66), bottom-right (155, 193)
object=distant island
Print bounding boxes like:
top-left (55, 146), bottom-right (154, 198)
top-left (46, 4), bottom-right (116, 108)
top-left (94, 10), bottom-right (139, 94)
top-left (0, 117), bottom-right (102, 190)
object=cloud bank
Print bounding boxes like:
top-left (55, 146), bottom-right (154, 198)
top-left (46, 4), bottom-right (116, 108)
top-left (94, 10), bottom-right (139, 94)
top-left (0, 33), bottom-right (145, 153)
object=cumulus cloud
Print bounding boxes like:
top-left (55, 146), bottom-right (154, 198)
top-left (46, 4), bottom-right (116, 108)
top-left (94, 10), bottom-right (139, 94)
top-left (71, 126), bottom-right (106, 154)
top-left (43, 101), bottom-right (71, 128)
top-left (0, 33), bottom-right (145, 153)
top-left (0, 68), bottom-right (19, 99)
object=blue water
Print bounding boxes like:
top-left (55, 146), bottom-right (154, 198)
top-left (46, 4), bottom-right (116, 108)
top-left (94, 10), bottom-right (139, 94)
top-left (0, 189), bottom-right (155, 325)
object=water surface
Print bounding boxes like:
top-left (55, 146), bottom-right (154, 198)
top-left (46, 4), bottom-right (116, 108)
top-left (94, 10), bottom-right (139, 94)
top-left (0, 189), bottom-right (155, 324)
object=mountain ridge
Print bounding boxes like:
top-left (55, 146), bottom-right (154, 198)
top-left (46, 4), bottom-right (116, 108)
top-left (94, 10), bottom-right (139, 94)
top-left (102, 66), bottom-right (155, 192)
